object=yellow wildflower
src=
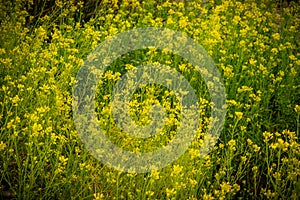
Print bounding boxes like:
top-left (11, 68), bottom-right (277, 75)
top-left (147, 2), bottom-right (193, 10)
top-left (0, 141), bottom-right (7, 151)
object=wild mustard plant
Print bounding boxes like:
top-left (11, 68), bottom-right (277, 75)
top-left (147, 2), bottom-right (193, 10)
top-left (0, 0), bottom-right (299, 199)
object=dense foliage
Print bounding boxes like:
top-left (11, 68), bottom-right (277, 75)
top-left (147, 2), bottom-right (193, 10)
top-left (0, 0), bottom-right (299, 199)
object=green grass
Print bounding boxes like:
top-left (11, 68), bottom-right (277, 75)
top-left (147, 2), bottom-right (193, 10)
top-left (0, 0), bottom-right (299, 199)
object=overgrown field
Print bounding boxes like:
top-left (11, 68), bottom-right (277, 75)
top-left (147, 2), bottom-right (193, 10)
top-left (0, 0), bottom-right (299, 199)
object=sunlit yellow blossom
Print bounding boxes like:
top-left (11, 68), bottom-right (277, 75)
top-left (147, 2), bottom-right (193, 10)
top-left (150, 170), bottom-right (160, 180)
top-left (272, 33), bottom-right (281, 40)
top-left (59, 156), bottom-right (68, 165)
top-left (228, 139), bottom-right (236, 151)
top-left (171, 164), bottom-right (183, 176)
top-left (263, 131), bottom-right (273, 142)
top-left (289, 55), bottom-right (297, 61)
top-left (166, 188), bottom-right (176, 197)
top-left (294, 105), bottom-right (300, 114)
top-left (0, 141), bottom-right (7, 151)
top-left (237, 86), bottom-right (253, 93)
top-left (93, 192), bottom-right (104, 200)
top-left (235, 112), bottom-right (243, 120)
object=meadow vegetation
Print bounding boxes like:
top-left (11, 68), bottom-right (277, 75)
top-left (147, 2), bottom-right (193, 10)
top-left (0, 0), bottom-right (299, 199)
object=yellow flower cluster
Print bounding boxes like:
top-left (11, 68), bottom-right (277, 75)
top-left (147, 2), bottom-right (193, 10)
top-left (0, 0), bottom-right (299, 199)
